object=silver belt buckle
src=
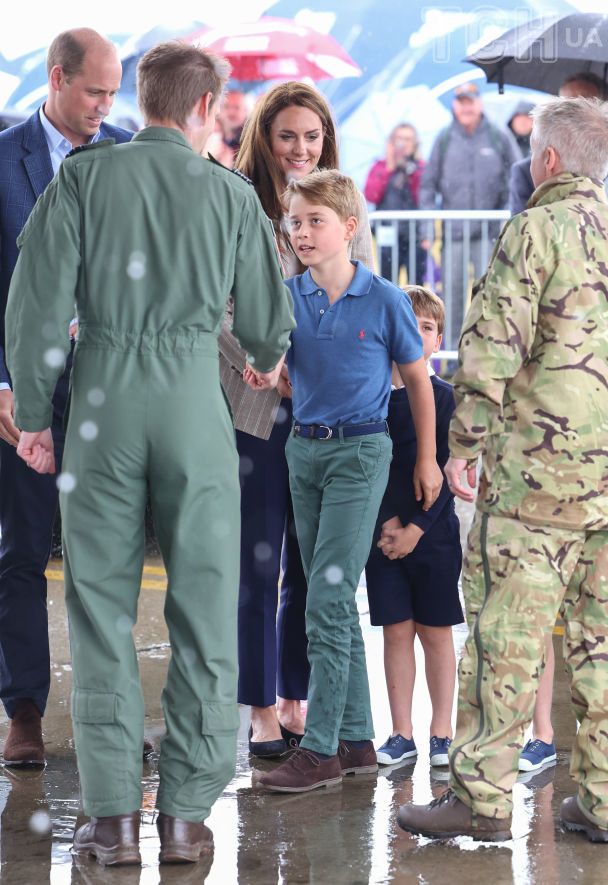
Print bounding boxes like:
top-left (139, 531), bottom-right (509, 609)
top-left (318, 425), bottom-right (333, 440)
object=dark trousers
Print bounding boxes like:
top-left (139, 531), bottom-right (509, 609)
top-left (0, 366), bottom-right (69, 718)
top-left (236, 399), bottom-right (309, 707)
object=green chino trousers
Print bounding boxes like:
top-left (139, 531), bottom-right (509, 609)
top-left (61, 335), bottom-right (241, 821)
top-left (286, 430), bottom-right (392, 755)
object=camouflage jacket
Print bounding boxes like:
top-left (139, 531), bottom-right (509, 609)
top-left (450, 173), bottom-right (608, 530)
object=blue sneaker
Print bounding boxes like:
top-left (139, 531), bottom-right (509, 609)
top-left (429, 736), bottom-right (452, 767)
top-left (376, 734), bottom-right (417, 765)
top-left (519, 738), bottom-right (557, 772)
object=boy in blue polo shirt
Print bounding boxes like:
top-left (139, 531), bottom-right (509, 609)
top-left (245, 170), bottom-right (442, 793)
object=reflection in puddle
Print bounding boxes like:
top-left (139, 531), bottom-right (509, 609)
top-left (0, 587), bottom-right (594, 885)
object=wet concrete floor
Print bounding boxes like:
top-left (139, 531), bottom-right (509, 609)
top-left (0, 554), bottom-right (604, 884)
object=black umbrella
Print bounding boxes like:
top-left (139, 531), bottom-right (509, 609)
top-left (466, 12), bottom-right (608, 95)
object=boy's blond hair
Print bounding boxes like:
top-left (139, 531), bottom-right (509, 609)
top-left (404, 286), bottom-right (445, 336)
top-left (284, 170), bottom-right (360, 222)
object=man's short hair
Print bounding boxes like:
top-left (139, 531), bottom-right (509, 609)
top-left (531, 97), bottom-right (608, 181)
top-left (405, 286), bottom-right (445, 335)
top-left (47, 31), bottom-right (87, 78)
top-left (284, 170), bottom-right (360, 222)
top-left (137, 42), bottom-right (231, 127)
top-left (561, 72), bottom-right (606, 99)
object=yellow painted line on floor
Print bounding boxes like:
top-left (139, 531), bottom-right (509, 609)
top-left (141, 579), bottom-right (167, 591)
top-left (42, 569), bottom-right (575, 630)
top-left (46, 568), bottom-right (167, 591)
top-left (143, 565), bottom-right (166, 576)
top-left (46, 569), bottom-right (65, 582)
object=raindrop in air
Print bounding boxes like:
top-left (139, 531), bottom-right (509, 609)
top-left (56, 472), bottom-right (77, 493)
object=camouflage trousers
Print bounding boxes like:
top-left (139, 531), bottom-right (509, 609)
top-left (449, 511), bottom-right (608, 826)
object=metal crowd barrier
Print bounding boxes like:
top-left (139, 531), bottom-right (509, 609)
top-left (368, 209), bottom-right (511, 357)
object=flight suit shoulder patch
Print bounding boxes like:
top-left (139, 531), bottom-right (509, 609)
top-left (207, 153), bottom-right (254, 187)
top-left (231, 168), bottom-right (253, 187)
top-left (66, 138), bottom-right (116, 159)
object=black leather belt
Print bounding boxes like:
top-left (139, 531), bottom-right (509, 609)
top-left (292, 421), bottom-right (388, 440)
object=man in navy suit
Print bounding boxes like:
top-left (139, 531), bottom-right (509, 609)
top-left (0, 28), bottom-right (131, 766)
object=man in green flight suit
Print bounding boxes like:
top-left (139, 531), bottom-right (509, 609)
top-left (398, 96), bottom-right (608, 842)
top-left (5, 42), bottom-right (294, 866)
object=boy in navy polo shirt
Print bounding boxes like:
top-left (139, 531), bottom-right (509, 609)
top-left (245, 170), bottom-right (443, 793)
top-left (366, 287), bottom-right (464, 768)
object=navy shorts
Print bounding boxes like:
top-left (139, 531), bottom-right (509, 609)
top-left (365, 512), bottom-right (464, 627)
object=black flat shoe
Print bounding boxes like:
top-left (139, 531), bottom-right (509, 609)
top-left (248, 726), bottom-right (287, 759)
top-left (280, 724), bottom-right (305, 748)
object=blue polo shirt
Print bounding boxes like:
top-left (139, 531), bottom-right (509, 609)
top-left (285, 261), bottom-right (423, 426)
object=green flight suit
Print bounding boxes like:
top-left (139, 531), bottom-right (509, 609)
top-left (447, 174), bottom-right (608, 826)
top-left (5, 128), bottom-right (295, 821)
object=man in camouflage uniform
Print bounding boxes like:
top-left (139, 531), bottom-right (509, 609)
top-left (398, 96), bottom-right (608, 842)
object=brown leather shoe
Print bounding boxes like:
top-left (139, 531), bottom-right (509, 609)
top-left (72, 812), bottom-right (141, 865)
top-left (338, 740), bottom-right (378, 775)
top-left (2, 699), bottom-right (45, 767)
top-left (398, 788), bottom-right (512, 841)
top-left (157, 812), bottom-right (214, 863)
top-left (560, 796), bottom-right (608, 842)
top-left (256, 747), bottom-right (342, 793)
top-left (143, 737), bottom-right (154, 761)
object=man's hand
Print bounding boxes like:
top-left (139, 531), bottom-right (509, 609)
top-left (378, 522), bottom-right (424, 560)
top-left (243, 355), bottom-right (285, 391)
top-left (17, 429), bottom-right (55, 474)
top-left (0, 389), bottom-right (20, 446)
top-left (445, 456), bottom-right (477, 502)
top-left (413, 456), bottom-right (443, 510)
top-left (276, 363), bottom-right (292, 399)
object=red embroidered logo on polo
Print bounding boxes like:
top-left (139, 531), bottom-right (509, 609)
top-left (359, 330), bottom-right (365, 340)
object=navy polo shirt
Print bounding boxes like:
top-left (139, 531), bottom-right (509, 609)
top-left (285, 261), bottom-right (423, 426)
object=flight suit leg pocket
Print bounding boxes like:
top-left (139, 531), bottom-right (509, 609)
top-left (192, 701), bottom-right (241, 788)
top-left (72, 688), bottom-right (128, 802)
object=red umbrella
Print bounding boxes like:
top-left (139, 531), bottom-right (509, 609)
top-left (187, 17), bottom-right (362, 81)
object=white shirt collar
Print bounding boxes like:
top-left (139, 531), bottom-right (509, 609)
top-left (39, 105), bottom-right (102, 174)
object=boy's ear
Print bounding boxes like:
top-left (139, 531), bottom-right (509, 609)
top-left (434, 332), bottom-right (442, 353)
top-left (345, 215), bottom-right (358, 241)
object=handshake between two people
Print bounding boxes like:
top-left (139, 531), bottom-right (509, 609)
top-left (9, 352), bottom-right (290, 479)
top-left (243, 354), bottom-right (291, 398)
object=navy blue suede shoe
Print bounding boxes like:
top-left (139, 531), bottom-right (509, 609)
top-left (280, 724), bottom-right (304, 749)
top-left (248, 726), bottom-right (287, 759)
